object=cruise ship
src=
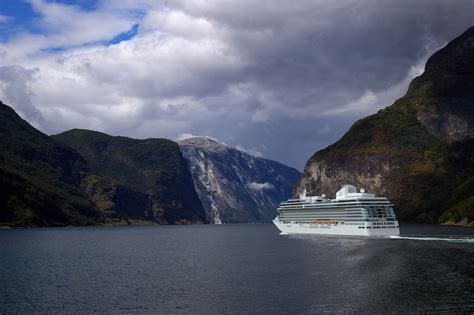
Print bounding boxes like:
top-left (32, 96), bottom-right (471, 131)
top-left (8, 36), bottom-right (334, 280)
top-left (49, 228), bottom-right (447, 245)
top-left (273, 184), bottom-right (400, 236)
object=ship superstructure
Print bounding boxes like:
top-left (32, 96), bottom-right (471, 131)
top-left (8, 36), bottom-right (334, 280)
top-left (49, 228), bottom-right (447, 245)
top-left (273, 184), bottom-right (400, 236)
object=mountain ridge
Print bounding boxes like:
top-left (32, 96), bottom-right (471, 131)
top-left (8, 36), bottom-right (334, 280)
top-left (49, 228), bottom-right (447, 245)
top-left (179, 136), bottom-right (301, 223)
top-left (0, 102), bottom-right (302, 227)
top-left (0, 101), bottom-right (101, 227)
top-left (294, 27), bottom-right (474, 225)
top-left (53, 129), bottom-right (208, 224)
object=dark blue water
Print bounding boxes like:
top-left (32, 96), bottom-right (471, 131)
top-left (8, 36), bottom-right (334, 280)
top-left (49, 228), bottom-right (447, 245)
top-left (1, 224), bottom-right (473, 313)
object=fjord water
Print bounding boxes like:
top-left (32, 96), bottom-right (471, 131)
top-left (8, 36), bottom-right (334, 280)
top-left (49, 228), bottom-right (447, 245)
top-left (1, 224), bottom-right (473, 313)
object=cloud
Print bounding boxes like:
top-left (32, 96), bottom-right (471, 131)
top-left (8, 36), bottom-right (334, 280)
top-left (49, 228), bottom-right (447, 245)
top-left (322, 90), bottom-right (378, 116)
top-left (247, 182), bottom-right (274, 191)
top-left (175, 133), bottom-right (223, 143)
top-left (235, 144), bottom-right (265, 158)
top-left (317, 124), bottom-right (331, 135)
top-left (320, 50), bottom-right (430, 117)
top-left (0, 65), bottom-right (45, 128)
top-left (1, 0), bottom-right (473, 169)
top-left (175, 133), bottom-right (199, 142)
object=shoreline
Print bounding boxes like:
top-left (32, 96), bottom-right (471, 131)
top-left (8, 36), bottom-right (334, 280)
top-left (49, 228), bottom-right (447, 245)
top-left (2, 222), bottom-right (474, 229)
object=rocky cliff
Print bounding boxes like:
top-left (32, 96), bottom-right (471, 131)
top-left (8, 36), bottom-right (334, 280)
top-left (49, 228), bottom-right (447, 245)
top-left (54, 130), bottom-right (207, 224)
top-left (179, 137), bottom-right (301, 223)
top-left (295, 27), bottom-right (474, 225)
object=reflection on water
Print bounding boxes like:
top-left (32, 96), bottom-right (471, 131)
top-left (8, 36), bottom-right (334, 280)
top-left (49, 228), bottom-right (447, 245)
top-left (283, 225), bottom-right (474, 313)
top-left (1, 224), bottom-right (473, 313)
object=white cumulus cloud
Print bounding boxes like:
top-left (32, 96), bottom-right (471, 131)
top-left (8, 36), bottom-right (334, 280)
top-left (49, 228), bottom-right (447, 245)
top-left (247, 182), bottom-right (274, 191)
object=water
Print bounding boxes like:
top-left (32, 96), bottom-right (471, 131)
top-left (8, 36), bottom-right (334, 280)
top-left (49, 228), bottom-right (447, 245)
top-left (1, 224), bottom-right (473, 313)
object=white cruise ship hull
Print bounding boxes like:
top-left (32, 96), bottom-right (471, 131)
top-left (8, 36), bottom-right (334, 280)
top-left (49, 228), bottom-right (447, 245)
top-left (273, 219), bottom-right (400, 237)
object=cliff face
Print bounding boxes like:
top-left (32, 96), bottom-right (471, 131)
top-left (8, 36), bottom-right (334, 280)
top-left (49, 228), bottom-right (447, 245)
top-left (0, 101), bottom-right (196, 227)
top-left (295, 27), bottom-right (474, 225)
top-left (79, 173), bottom-right (153, 222)
top-left (54, 130), bottom-right (207, 224)
top-left (410, 26), bottom-right (474, 141)
top-left (179, 137), bottom-right (301, 223)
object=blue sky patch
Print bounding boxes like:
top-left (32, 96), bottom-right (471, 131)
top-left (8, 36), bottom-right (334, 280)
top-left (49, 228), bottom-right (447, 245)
top-left (1, 1), bottom-right (140, 47)
top-left (106, 23), bottom-right (139, 46)
top-left (0, 1), bottom-right (41, 41)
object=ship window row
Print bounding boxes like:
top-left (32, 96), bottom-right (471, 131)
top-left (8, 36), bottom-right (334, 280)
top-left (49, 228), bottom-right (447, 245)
top-left (280, 218), bottom-right (366, 222)
top-left (280, 204), bottom-right (392, 209)
top-left (279, 213), bottom-right (391, 218)
top-left (371, 222), bottom-right (397, 226)
top-left (279, 217), bottom-right (366, 221)
top-left (279, 212), bottom-right (365, 216)
top-left (279, 211), bottom-right (369, 217)
top-left (279, 209), bottom-right (365, 214)
top-left (335, 200), bottom-right (392, 204)
top-left (279, 209), bottom-right (366, 213)
top-left (280, 220), bottom-right (398, 227)
top-left (283, 198), bottom-right (389, 203)
top-left (279, 213), bottom-right (395, 218)
top-left (279, 205), bottom-right (393, 211)
top-left (280, 218), bottom-right (367, 222)
top-left (280, 201), bottom-right (393, 208)
top-left (336, 199), bottom-right (389, 203)
top-left (281, 221), bottom-right (365, 225)
top-left (358, 226), bottom-right (398, 229)
top-left (279, 211), bottom-right (365, 215)
top-left (279, 214), bottom-right (366, 218)
top-left (280, 207), bottom-right (365, 211)
top-left (279, 214), bottom-right (365, 217)
top-left (280, 206), bottom-right (372, 211)
top-left (281, 220), bottom-right (383, 224)
top-left (279, 217), bottom-right (367, 220)
top-left (279, 213), bottom-right (366, 217)
top-left (280, 200), bottom-right (393, 206)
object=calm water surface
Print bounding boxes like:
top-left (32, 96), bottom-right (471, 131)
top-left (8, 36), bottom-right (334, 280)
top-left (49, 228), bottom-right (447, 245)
top-left (1, 224), bottom-right (473, 313)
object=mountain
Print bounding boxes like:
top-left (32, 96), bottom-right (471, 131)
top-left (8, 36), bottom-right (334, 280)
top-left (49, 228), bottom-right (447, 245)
top-left (0, 102), bottom-right (101, 227)
top-left (53, 130), bottom-right (207, 224)
top-left (295, 27), bottom-right (474, 225)
top-left (0, 101), bottom-right (296, 226)
top-left (0, 102), bottom-right (177, 227)
top-left (179, 137), bottom-right (301, 223)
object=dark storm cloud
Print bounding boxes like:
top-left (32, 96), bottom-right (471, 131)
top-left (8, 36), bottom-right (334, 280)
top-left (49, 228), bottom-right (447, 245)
top-left (1, 0), bottom-right (474, 169)
top-left (172, 0), bottom-right (474, 168)
top-left (186, 0), bottom-right (472, 108)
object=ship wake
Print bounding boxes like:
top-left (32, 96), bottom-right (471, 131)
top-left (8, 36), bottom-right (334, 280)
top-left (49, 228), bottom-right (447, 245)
top-left (390, 236), bottom-right (474, 243)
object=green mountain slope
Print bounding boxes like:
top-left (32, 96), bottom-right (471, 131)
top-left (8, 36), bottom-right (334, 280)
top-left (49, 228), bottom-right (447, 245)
top-left (53, 129), bottom-right (207, 224)
top-left (0, 102), bottom-right (101, 227)
top-left (295, 27), bottom-right (474, 225)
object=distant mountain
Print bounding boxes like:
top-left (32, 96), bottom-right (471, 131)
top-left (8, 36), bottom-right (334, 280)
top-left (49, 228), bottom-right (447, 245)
top-left (179, 137), bottom-right (301, 223)
top-left (53, 130), bottom-right (207, 224)
top-left (0, 102), bottom-right (101, 227)
top-left (295, 27), bottom-right (474, 225)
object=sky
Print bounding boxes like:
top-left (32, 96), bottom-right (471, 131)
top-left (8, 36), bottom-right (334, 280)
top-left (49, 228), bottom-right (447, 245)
top-left (0, 0), bottom-right (473, 170)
